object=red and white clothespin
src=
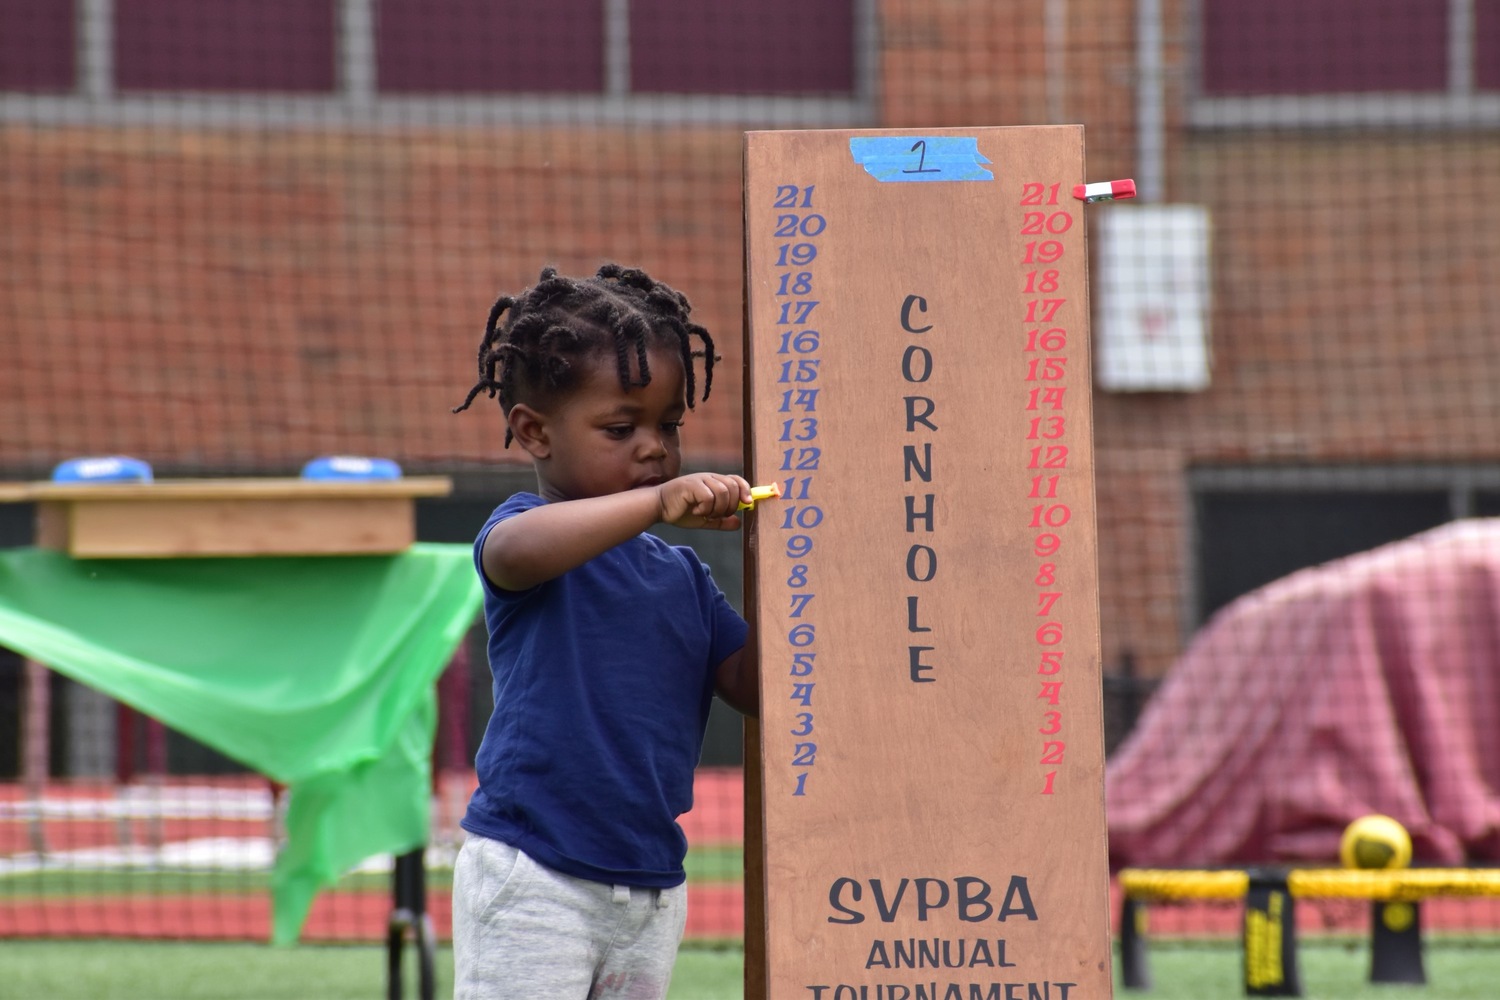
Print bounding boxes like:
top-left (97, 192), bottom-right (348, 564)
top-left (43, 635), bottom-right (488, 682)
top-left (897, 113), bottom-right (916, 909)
top-left (1072, 179), bottom-right (1137, 204)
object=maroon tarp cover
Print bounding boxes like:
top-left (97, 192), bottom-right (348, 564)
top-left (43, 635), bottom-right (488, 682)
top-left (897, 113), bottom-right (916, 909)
top-left (1106, 519), bottom-right (1500, 868)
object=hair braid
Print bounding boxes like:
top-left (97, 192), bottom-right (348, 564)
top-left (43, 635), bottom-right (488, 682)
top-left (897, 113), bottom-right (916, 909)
top-left (453, 263), bottom-right (720, 447)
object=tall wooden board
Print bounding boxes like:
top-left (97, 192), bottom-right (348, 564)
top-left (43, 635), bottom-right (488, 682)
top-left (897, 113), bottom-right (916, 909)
top-left (744, 127), bottom-right (1111, 998)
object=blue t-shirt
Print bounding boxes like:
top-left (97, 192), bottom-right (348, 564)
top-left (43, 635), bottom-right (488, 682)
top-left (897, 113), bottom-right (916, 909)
top-left (461, 492), bottom-right (748, 887)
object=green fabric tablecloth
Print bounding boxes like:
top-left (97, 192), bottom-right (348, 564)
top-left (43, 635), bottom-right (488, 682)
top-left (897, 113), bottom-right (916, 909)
top-left (0, 544), bottom-right (481, 943)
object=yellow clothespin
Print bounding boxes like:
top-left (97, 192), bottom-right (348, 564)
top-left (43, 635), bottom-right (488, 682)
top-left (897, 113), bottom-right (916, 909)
top-left (737, 483), bottom-right (783, 511)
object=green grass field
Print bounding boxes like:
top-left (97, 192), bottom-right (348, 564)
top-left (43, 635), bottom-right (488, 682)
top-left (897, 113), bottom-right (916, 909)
top-left (6, 940), bottom-right (1500, 999)
top-left (1, 941), bottom-right (743, 1000)
top-left (1126, 940), bottom-right (1500, 999)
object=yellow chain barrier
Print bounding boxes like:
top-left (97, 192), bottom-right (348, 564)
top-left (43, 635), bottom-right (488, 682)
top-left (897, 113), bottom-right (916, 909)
top-left (1119, 867), bottom-right (1500, 902)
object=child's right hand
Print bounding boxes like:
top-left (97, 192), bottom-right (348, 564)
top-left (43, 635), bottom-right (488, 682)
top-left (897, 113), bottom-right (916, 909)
top-left (656, 472), bottom-right (753, 530)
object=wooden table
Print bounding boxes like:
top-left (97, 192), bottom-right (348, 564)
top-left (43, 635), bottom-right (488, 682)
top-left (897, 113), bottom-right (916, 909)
top-left (0, 476), bottom-right (452, 558)
top-left (0, 475), bottom-right (458, 1000)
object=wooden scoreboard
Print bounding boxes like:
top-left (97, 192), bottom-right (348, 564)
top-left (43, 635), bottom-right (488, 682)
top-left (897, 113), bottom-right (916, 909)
top-left (743, 127), bottom-right (1112, 998)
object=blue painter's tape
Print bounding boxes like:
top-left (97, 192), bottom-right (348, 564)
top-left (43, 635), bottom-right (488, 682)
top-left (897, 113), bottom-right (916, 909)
top-left (849, 136), bottom-right (993, 182)
top-left (300, 455), bottom-right (403, 481)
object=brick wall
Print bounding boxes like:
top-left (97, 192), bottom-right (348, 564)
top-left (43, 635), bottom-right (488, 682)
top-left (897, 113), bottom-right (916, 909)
top-left (0, 126), bottom-right (748, 471)
top-left (6, 0), bottom-right (1498, 677)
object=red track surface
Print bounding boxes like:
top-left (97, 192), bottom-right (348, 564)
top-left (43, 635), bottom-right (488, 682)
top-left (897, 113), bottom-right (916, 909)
top-left (0, 771), bottom-right (747, 942)
top-left (0, 885), bottom-right (747, 942)
top-left (7, 772), bottom-right (1500, 943)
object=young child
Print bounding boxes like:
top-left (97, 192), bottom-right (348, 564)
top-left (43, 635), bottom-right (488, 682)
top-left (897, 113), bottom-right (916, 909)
top-left (450, 263), bottom-right (757, 999)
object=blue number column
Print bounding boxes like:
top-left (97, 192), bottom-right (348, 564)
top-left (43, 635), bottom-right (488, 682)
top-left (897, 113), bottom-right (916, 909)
top-left (770, 185), bottom-right (825, 797)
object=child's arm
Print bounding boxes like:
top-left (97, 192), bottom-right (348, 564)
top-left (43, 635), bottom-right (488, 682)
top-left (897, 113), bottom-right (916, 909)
top-left (483, 472), bottom-right (752, 591)
top-left (714, 645), bottom-right (759, 717)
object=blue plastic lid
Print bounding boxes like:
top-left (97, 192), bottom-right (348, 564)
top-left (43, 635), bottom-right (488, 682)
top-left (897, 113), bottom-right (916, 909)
top-left (51, 456), bottom-right (154, 483)
top-left (300, 456), bottom-right (403, 481)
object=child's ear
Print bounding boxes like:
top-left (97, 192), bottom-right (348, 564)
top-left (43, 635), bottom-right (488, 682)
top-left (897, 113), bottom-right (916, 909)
top-left (507, 404), bottom-right (550, 459)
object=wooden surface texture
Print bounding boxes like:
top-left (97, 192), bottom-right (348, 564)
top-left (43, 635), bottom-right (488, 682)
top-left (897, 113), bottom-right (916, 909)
top-left (743, 126), bottom-right (1111, 998)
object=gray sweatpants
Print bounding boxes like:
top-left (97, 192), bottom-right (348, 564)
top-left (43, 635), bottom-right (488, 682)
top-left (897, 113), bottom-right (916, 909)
top-left (452, 834), bottom-right (688, 1000)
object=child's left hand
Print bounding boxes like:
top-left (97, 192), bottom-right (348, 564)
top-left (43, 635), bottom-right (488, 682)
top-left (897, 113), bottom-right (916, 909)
top-left (656, 472), bottom-right (753, 530)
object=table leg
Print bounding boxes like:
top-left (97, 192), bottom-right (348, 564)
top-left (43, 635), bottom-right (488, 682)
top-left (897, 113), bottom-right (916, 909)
top-left (386, 847), bottom-right (434, 1000)
top-left (22, 659), bottom-right (50, 856)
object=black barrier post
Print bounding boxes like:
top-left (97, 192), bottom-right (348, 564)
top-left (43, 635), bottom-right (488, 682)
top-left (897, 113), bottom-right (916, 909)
top-left (1369, 900), bottom-right (1425, 985)
top-left (387, 848), bottom-right (436, 1000)
top-left (1119, 895), bottom-right (1153, 990)
top-left (1243, 869), bottom-right (1301, 997)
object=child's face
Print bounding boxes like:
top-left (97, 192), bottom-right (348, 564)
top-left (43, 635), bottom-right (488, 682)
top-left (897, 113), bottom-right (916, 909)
top-left (530, 347), bottom-right (688, 502)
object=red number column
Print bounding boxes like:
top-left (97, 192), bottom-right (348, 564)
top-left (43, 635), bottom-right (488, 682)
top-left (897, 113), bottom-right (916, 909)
top-left (1018, 189), bottom-right (1075, 795)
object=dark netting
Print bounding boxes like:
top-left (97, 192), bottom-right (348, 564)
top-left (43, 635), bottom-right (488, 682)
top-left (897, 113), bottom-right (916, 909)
top-left (2, 0), bottom-right (1499, 974)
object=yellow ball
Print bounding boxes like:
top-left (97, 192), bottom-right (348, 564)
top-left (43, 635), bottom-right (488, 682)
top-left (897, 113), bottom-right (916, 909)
top-left (1340, 814), bottom-right (1412, 870)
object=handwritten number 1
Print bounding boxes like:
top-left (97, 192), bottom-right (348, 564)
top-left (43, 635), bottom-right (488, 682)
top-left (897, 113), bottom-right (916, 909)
top-left (903, 140), bottom-right (940, 175)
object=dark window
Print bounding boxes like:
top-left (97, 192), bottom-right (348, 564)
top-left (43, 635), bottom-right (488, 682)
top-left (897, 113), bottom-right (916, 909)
top-left (376, 0), bottom-right (605, 94)
top-left (630, 0), bottom-right (856, 95)
top-left (1200, 0), bottom-right (1449, 96)
top-left (114, 0), bottom-right (337, 92)
top-left (1195, 489), bottom-right (1451, 622)
top-left (7, 0), bottom-right (863, 102)
top-left (0, 503), bottom-right (31, 778)
top-left (1480, 0), bottom-right (1500, 91)
top-left (0, 0), bottom-right (75, 92)
top-left (0, 653), bottom-right (18, 777)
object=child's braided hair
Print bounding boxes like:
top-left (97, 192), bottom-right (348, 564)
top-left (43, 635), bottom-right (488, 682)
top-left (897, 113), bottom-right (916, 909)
top-left (452, 263), bottom-right (718, 447)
